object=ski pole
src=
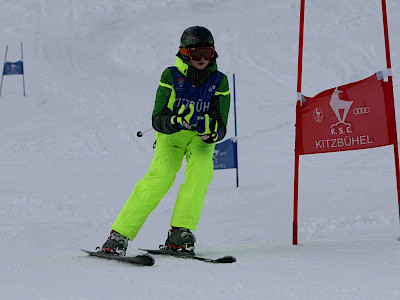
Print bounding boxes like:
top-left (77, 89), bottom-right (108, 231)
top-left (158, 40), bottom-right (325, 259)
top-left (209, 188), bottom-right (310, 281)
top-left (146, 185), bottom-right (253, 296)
top-left (137, 127), bottom-right (153, 137)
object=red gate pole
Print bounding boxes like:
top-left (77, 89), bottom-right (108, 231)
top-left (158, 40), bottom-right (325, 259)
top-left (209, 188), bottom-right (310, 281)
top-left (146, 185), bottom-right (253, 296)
top-left (381, 0), bottom-right (400, 227)
top-left (293, 0), bottom-right (306, 245)
top-left (293, 103), bottom-right (302, 245)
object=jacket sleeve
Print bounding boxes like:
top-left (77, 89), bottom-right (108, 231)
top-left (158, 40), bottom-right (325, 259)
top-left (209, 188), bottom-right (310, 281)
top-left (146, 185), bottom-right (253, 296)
top-left (152, 68), bottom-right (180, 134)
top-left (210, 74), bottom-right (230, 142)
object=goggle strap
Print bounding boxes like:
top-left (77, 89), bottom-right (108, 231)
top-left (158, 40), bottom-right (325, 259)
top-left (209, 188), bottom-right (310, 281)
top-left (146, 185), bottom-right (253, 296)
top-left (179, 47), bottom-right (190, 56)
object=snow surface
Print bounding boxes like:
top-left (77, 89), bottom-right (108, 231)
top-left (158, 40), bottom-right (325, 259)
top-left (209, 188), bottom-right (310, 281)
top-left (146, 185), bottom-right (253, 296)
top-left (1, 0), bottom-right (400, 299)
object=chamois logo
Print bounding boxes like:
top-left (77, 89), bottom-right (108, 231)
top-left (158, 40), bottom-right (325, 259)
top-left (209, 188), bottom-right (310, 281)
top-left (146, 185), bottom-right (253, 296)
top-left (313, 107), bottom-right (323, 123)
top-left (329, 88), bottom-right (353, 135)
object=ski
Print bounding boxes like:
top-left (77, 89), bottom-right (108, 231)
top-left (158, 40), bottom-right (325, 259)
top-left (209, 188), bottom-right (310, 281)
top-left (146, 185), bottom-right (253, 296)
top-left (81, 249), bottom-right (155, 266)
top-left (139, 248), bottom-right (236, 264)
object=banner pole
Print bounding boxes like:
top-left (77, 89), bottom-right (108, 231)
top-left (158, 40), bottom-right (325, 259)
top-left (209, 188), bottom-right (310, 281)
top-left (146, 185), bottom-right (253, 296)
top-left (233, 73), bottom-right (239, 187)
top-left (0, 45), bottom-right (8, 97)
top-left (21, 42), bottom-right (25, 97)
top-left (297, 0), bottom-right (305, 96)
top-left (381, 0), bottom-right (400, 227)
top-left (293, 101), bottom-right (303, 246)
top-left (381, 0), bottom-right (392, 71)
top-left (293, 144), bottom-right (300, 245)
top-left (293, 0), bottom-right (305, 245)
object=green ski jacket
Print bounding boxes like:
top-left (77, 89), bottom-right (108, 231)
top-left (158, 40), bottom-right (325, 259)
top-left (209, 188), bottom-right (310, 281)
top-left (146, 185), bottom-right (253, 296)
top-left (152, 55), bottom-right (230, 142)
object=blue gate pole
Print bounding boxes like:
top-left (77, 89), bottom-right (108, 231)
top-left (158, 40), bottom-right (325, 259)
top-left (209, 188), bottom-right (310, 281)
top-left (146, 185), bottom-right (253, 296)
top-left (233, 74), bottom-right (239, 187)
top-left (21, 42), bottom-right (25, 97)
top-left (0, 45), bottom-right (8, 97)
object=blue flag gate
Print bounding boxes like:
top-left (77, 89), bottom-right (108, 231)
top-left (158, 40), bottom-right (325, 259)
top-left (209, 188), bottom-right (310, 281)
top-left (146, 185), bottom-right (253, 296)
top-left (0, 42), bottom-right (26, 97)
top-left (212, 74), bottom-right (239, 187)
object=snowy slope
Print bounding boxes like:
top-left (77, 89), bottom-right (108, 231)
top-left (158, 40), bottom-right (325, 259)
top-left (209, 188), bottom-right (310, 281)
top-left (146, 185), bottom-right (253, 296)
top-left (1, 0), bottom-right (400, 299)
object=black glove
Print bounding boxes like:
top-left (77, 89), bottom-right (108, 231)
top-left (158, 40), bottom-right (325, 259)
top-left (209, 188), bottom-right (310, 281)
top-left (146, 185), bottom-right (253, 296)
top-left (196, 114), bottom-right (218, 143)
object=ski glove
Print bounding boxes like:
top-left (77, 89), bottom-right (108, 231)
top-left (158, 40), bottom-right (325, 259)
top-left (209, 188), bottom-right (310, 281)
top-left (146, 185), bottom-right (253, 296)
top-left (196, 114), bottom-right (218, 143)
top-left (171, 104), bottom-right (196, 130)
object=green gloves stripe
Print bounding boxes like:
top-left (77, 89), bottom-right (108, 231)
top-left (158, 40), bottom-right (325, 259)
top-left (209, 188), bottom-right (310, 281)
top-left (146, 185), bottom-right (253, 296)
top-left (171, 104), bottom-right (196, 130)
top-left (171, 106), bottom-right (218, 143)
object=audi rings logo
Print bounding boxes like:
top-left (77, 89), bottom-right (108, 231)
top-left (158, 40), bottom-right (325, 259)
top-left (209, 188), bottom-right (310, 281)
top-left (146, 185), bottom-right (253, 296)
top-left (353, 107), bottom-right (370, 115)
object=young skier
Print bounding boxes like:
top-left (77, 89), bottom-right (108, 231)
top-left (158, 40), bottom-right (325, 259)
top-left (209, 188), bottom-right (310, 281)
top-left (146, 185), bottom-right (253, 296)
top-left (99, 26), bottom-right (231, 256)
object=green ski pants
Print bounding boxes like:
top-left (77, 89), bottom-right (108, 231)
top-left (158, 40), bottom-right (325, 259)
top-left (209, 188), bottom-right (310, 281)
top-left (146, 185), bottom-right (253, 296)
top-left (112, 130), bottom-right (215, 241)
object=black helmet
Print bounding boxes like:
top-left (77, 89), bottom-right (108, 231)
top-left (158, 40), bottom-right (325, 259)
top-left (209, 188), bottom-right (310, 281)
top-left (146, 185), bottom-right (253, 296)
top-left (180, 26), bottom-right (214, 49)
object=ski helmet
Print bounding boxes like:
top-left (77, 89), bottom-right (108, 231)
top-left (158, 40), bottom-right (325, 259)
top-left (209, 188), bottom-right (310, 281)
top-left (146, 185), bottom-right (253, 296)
top-left (180, 26), bottom-right (214, 49)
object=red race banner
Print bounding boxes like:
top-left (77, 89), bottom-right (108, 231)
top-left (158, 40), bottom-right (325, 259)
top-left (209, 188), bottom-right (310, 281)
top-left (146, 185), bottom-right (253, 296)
top-left (296, 71), bottom-right (396, 155)
top-left (293, 0), bottom-right (400, 246)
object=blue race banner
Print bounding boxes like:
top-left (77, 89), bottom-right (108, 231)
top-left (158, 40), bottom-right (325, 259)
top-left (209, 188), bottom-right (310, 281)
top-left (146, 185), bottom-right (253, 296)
top-left (213, 138), bottom-right (238, 170)
top-left (3, 61), bottom-right (23, 75)
top-left (1, 43), bottom-right (26, 97)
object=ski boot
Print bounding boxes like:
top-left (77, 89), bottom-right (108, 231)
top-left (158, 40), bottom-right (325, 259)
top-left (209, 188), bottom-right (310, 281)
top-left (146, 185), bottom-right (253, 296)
top-left (98, 230), bottom-right (129, 256)
top-left (164, 227), bottom-right (196, 254)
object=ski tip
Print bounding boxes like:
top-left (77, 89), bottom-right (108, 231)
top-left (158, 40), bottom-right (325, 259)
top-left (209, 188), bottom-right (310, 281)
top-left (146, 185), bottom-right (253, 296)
top-left (81, 249), bottom-right (103, 256)
top-left (138, 254), bottom-right (155, 266)
top-left (216, 255), bottom-right (236, 263)
top-left (81, 249), bottom-right (155, 266)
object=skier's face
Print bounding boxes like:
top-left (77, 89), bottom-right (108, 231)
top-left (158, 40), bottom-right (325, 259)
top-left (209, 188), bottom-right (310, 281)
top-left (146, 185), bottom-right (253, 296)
top-left (190, 58), bottom-right (209, 70)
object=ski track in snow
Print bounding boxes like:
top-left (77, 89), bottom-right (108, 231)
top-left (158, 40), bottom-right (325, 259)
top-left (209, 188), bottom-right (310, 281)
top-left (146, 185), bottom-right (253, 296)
top-left (1, 0), bottom-right (400, 299)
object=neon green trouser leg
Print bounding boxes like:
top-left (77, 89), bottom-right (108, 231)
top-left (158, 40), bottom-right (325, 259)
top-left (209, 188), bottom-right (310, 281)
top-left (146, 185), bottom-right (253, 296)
top-left (170, 135), bottom-right (215, 230)
top-left (112, 130), bottom-right (215, 241)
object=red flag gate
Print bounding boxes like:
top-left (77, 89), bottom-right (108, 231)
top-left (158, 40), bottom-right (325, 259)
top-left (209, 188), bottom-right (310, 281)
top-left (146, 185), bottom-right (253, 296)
top-left (293, 0), bottom-right (400, 245)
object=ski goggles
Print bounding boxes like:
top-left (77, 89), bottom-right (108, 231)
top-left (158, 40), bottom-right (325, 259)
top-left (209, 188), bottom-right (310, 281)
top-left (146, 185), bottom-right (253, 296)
top-left (179, 46), bottom-right (215, 61)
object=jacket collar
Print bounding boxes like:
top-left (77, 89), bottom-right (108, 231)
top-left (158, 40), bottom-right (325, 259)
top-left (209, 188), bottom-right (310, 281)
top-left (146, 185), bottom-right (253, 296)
top-left (174, 57), bottom-right (189, 76)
